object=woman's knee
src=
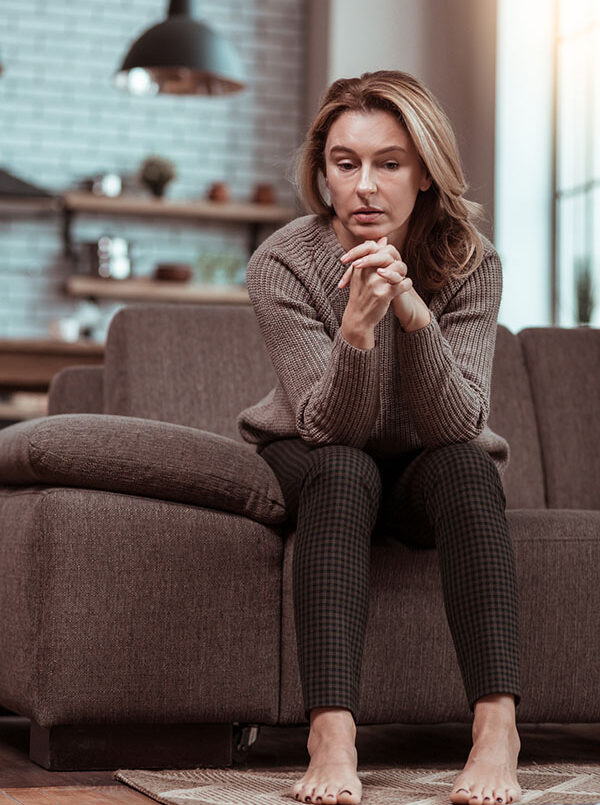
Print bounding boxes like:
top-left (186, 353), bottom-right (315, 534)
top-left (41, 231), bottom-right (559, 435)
top-left (420, 441), bottom-right (506, 503)
top-left (301, 443), bottom-right (382, 504)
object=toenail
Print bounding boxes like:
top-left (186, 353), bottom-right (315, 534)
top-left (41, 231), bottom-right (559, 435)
top-left (497, 799), bottom-right (503, 802)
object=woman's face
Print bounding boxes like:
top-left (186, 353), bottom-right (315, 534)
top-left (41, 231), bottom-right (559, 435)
top-left (323, 109), bottom-right (431, 254)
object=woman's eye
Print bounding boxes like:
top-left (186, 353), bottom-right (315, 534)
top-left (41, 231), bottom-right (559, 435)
top-left (337, 161), bottom-right (399, 171)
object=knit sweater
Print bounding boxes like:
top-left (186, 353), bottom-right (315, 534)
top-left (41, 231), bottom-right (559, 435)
top-left (236, 213), bottom-right (510, 478)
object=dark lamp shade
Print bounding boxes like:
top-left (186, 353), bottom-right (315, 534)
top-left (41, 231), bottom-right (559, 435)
top-left (115, 16), bottom-right (246, 96)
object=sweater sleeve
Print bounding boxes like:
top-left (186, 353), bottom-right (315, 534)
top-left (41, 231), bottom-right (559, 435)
top-left (246, 248), bottom-right (381, 447)
top-left (395, 247), bottom-right (502, 446)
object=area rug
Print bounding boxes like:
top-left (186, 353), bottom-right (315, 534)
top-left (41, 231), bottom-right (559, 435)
top-left (114, 762), bottom-right (600, 805)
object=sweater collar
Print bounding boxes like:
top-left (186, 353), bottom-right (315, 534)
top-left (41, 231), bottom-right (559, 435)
top-left (318, 214), bottom-right (347, 261)
top-left (311, 215), bottom-right (347, 297)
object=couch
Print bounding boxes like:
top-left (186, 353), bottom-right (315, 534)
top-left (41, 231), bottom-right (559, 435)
top-left (0, 303), bottom-right (598, 771)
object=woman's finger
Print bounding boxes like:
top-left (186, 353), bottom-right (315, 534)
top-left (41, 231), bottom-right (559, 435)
top-left (340, 237), bottom-right (386, 265)
top-left (376, 263), bottom-right (408, 280)
top-left (378, 268), bottom-right (412, 288)
top-left (337, 263), bottom-right (354, 289)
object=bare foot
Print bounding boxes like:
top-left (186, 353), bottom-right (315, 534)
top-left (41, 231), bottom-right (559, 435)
top-left (450, 694), bottom-right (522, 805)
top-left (289, 707), bottom-right (362, 804)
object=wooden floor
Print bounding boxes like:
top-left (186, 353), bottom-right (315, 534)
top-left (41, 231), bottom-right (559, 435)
top-left (0, 714), bottom-right (599, 803)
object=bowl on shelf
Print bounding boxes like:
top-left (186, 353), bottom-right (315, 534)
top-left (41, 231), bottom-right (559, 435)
top-left (153, 263), bottom-right (194, 282)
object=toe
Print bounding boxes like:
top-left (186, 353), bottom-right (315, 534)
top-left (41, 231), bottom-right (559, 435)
top-left (290, 782), bottom-right (305, 801)
top-left (337, 788), bottom-right (361, 804)
top-left (451, 787), bottom-right (472, 804)
top-left (311, 783), bottom-right (327, 803)
top-left (506, 788), bottom-right (521, 804)
top-left (492, 790), bottom-right (505, 804)
top-left (321, 792), bottom-right (337, 804)
top-left (469, 792), bottom-right (484, 805)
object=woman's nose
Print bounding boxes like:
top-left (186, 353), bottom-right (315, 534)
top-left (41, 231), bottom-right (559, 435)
top-left (357, 169), bottom-right (376, 193)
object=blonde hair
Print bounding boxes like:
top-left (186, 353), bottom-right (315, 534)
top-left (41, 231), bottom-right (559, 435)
top-left (290, 70), bottom-right (486, 293)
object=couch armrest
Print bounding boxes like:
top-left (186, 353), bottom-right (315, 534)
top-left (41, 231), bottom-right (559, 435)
top-left (0, 414), bottom-right (286, 526)
top-left (48, 366), bottom-right (104, 415)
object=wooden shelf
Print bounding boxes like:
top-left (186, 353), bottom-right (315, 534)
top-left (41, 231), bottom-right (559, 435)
top-left (61, 191), bottom-right (294, 224)
top-left (0, 395), bottom-right (48, 421)
top-left (0, 337), bottom-right (104, 356)
top-left (60, 191), bottom-right (296, 258)
top-left (65, 275), bottom-right (250, 304)
top-left (0, 338), bottom-right (104, 393)
top-left (0, 197), bottom-right (61, 215)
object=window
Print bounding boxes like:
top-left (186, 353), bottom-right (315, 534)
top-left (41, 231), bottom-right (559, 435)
top-left (555, 0), bottom-right (600, 325)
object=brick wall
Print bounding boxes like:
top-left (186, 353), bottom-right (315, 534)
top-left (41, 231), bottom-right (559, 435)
top-left (0, 0), bottom-right (306, 340)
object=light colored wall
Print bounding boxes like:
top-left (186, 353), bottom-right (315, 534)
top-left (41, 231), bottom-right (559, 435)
top-left (305, 0), bottom-right (497, 241)
top-left (0, 0), bottom-right (306, 339)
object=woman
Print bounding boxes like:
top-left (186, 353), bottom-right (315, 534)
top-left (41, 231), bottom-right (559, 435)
top-left (237, 70), bottom-right (522, 805)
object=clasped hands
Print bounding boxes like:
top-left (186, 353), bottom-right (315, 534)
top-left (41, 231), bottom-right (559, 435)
top-left (338, 236), bottom-right (430, 332)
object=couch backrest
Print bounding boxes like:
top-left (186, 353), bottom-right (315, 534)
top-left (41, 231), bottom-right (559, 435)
top-left (518, 326), bottom-right (600, 509)
top-left (102, 304), bottom-right (598, 510)
top-left (48, 366), bottom-right (104, 415)
top-left (487, 325), bottom-right (546, 509)
top-left (103, 304), bottom-right (277, 443)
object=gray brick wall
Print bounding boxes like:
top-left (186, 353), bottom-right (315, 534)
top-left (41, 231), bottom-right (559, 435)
top-left (0, 0), bottom-right (306, 340)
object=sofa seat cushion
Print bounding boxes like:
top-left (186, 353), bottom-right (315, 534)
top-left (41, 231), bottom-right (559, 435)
top-left (0, 413), bottom-right (286, 526)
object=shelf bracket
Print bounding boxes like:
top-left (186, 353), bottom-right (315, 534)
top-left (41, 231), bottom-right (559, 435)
top-left (61, 205), bottom-right (75, 260)
top-left (248, 222), bottom-right (260, 257)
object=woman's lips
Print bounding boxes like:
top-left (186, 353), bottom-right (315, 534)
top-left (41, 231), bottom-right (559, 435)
top-left (354, 211), bottom-right (383, 222)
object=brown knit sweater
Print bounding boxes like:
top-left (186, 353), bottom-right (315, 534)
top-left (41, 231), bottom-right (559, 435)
top-left (236, 213), bottom-right (510, 478)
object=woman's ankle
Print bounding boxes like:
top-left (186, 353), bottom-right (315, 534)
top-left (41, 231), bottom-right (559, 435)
top-left (309, 707), bottom-right (357, 743)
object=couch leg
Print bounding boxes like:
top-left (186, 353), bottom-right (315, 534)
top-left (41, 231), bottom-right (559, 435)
top-left (29, 720), bottom-right (234, 771)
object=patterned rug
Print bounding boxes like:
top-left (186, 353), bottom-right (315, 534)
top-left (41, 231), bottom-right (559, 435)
top-left (114, 762), bottom-right (600, 805)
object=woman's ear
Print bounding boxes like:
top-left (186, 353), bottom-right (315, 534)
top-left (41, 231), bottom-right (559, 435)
top-left (420, 172), bottom-right (432, 192)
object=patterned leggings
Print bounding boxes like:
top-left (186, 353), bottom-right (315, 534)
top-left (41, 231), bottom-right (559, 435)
top-left (259, 437), bottom-right (521, 724)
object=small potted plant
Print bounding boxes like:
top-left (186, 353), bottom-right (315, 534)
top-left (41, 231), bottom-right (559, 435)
top-left (574, 255), bottom-right (595, 326)
top-left (139, 155), bottom-right (177, 198)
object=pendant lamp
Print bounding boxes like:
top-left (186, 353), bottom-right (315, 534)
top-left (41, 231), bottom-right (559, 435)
top-left (115, 0), bottom-right (246, 96)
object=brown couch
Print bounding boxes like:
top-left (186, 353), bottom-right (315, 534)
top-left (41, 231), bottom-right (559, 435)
top-left (0, 303), bottom-right (598, 771)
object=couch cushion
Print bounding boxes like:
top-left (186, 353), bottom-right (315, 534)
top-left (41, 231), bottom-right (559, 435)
top-left (487, 325), bottom-right (545, 508)
top-left (279, 508), bottom-right (600, 723)
top-left (519, 327), bottom-right (600, 509)
top-left (0, 414), bottom-right (286, 526)
top-left (103, 304), bottom-right (277, 441)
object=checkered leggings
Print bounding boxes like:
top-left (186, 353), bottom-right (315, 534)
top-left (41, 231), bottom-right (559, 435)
top-left (259, 437), bottom-right (521, 724)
